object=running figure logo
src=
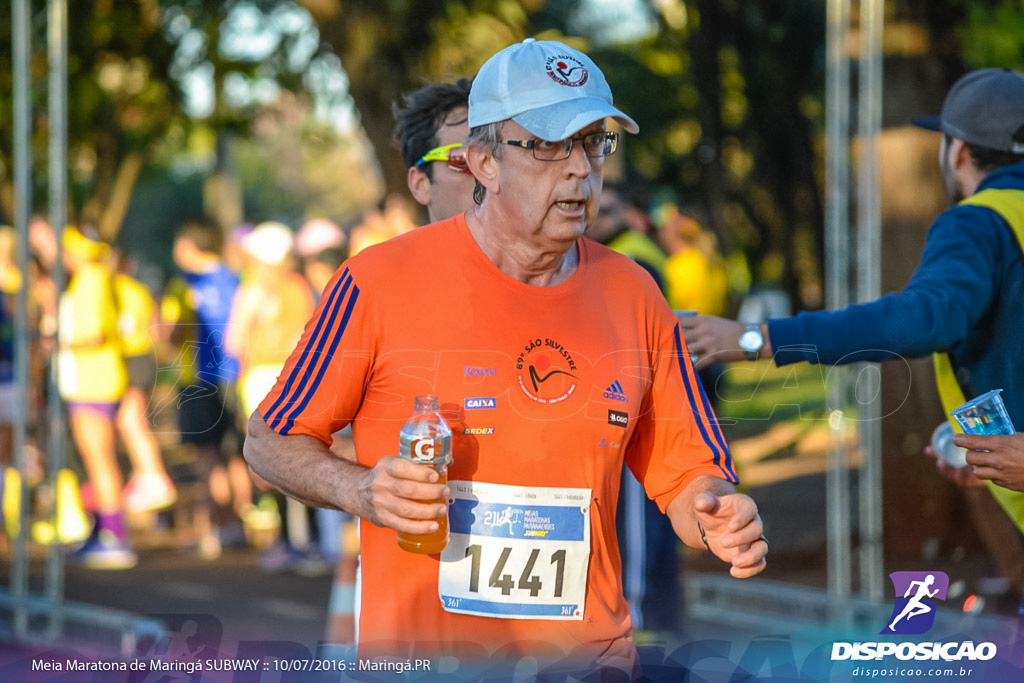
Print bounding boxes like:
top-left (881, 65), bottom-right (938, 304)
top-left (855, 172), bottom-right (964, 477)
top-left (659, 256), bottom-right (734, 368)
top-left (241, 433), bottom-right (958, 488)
top-left (485, 506), bottom-right (522, 535)
top-left (882, 571), bottom-right (949, 635)
top-left (545, 55), bottom-right (589, 87)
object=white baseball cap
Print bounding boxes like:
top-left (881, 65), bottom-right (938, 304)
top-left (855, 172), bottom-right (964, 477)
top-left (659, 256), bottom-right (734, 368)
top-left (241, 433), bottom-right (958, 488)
top-left (469, 39), bottom-right (638, 141)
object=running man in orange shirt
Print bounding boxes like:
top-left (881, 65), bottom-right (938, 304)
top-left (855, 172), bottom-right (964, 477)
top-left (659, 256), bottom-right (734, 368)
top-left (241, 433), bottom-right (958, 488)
top-left (244, 39), bottom-right (767, 678)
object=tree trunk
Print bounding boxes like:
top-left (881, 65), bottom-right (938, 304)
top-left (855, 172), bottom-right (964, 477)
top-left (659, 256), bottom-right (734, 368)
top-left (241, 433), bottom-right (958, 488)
top-left (308, 2), bottom-right (446, 201)
top-left (690, 0), bottom-right (728, 245)
top-left (0, 181), bottom-right (13, 225)
top-left (98, 151), bottom-right (144, 242)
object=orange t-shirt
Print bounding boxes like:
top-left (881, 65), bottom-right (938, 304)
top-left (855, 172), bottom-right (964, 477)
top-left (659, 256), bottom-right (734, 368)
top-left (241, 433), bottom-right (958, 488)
top-left (259, 214), bottom-right (736, 670)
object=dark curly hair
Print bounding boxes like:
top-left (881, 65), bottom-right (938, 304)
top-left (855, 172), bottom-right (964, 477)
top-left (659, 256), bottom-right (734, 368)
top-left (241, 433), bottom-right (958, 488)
top-left (392, 79), bottom-right (472, 179)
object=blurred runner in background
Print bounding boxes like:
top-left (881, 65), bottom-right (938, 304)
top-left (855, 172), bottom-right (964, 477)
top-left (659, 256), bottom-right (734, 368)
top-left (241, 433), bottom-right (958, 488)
top-left (59, 226), bottom-right (135, 569)
top-left (165, 218), bottom-right (247, 559)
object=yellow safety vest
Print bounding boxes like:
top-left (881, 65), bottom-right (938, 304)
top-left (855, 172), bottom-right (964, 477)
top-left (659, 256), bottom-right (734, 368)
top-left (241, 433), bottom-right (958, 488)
top-left (933, 188), bottom-right (1024, 530)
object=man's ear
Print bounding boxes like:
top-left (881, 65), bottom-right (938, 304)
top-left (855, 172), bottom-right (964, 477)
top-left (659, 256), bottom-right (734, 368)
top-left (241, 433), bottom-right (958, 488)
top-left (465, 144), bottom-right (499, 196)
top-left (407, 166), bottom-right (433, 208)
top-left (948, 137), bottom-right (971, 173)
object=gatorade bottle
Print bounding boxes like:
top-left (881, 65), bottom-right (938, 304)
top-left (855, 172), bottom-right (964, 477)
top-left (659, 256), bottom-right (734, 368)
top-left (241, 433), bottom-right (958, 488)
top-left (397, 395), bottom-right (452, 554)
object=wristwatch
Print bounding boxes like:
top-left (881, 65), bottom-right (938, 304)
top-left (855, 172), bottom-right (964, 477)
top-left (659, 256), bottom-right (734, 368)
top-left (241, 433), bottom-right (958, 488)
top-left (738, 323), bottom-right (764, 361)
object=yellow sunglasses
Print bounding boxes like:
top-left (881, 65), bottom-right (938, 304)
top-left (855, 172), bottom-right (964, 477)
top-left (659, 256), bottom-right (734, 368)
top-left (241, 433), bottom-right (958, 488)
top-left (415, 143), bottom-right (469, 173)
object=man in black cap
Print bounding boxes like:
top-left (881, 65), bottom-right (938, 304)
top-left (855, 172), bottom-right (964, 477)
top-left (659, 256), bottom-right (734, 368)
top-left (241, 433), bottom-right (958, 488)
top-left (679, 68), bottom-right (1024, 532)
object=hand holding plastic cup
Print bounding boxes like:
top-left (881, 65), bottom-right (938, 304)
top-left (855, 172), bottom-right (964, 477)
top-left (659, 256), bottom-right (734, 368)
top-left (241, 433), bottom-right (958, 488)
top-left (930, 422), bottom-right (968, 467)
top-left (950, 389), bottom-right (1016, 436)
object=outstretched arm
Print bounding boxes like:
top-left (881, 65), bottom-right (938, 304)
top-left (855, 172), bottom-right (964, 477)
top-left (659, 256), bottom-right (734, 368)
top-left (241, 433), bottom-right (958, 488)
top-left (902, 580), bottom-right (923, 599)
top-left (666, 475), bottom-right (767, 578)
top-left (676, 315), bottom-right (772, 368)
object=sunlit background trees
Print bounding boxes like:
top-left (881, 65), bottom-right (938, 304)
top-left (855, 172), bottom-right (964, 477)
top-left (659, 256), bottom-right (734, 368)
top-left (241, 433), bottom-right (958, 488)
top-left (2, 0), bottom-right (1022, 308)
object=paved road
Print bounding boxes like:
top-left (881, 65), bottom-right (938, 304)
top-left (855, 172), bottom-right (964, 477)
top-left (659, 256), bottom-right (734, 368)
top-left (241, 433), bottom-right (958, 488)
top-left (1, 541), bottom-right (333, 659)
top-left (63, 545), bottom-right (333, 648)
top-left (2, 521), bottom-right (1022, 682)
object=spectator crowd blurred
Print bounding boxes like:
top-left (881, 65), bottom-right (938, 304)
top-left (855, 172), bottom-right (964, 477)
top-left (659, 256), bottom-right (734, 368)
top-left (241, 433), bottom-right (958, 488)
top-left (0, 207), bottom-right (412, 576)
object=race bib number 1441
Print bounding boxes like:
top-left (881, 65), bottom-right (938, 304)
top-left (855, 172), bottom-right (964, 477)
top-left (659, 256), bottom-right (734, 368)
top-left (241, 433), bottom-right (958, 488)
top-left (438, 481), bottom-right (591, 620)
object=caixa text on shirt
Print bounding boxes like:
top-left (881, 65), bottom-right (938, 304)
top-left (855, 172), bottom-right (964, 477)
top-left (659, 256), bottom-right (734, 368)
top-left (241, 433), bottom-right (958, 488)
top-left (464, 397), bottom-right (497, 410)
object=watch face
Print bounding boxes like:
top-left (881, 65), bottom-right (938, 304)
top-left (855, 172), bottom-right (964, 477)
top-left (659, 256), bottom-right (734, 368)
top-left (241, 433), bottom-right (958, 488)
top-left (739, 329), bottom-right (763, 352)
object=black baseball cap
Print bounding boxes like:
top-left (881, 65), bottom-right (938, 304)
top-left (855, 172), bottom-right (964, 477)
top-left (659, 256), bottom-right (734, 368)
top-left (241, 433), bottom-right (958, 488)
top-left (912, 67), bottom-right (1024, 154)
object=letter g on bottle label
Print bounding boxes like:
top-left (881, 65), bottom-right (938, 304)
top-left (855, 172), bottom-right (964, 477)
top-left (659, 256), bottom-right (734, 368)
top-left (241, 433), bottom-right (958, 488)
top-left (412, 438), bottom-right (438, 462)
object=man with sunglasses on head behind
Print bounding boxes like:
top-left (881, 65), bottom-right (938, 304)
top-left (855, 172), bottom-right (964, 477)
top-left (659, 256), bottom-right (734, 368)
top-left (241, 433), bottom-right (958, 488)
top-left (394, 78), bottom-right (476, 224)
top-left (245, 39), bottom-right (766, 678)
top-left (315, 80), bottom-right (479, 645)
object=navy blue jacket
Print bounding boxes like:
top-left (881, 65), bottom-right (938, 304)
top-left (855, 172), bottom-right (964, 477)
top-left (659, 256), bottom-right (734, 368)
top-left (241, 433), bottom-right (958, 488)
top-left (768, 160), bottom-right (1024, 427)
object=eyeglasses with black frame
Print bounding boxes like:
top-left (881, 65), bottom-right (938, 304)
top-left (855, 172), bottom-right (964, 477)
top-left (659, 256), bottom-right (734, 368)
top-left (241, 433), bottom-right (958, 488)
top-left (498, 131), bottom-right (619, 161)
top-left (415, 143), bottom-right (469, 173)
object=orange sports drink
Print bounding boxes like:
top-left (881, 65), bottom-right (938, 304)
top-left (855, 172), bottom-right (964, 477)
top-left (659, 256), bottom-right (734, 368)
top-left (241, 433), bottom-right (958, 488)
top-left (397, 395), bottom-right (452, 554)
top-left (397, 465), bottom-right (449, 554)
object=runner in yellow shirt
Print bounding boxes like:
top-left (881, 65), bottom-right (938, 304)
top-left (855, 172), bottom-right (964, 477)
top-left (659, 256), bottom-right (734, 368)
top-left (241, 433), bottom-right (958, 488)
top-left (59, 226), bottom-right (135, 569)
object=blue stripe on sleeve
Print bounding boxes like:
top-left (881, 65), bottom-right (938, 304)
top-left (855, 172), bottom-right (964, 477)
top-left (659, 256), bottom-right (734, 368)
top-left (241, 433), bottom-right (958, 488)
top-left (278, 283), bottom-right (360, 435)
top-left (263, 269), bottom-right (352, 430)
top-left (695, 364), bottom-right (736, 480)
top-left (674, 325), bottom-right (738, 483)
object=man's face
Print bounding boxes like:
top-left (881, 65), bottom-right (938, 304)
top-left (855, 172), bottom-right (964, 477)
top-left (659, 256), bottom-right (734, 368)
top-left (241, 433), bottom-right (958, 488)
top-left (173, 236), bottom-right (208, 273)
top-left (424, 106), bottom-right (475, 223)
top-left (492, 119), bottom-right (606, 250)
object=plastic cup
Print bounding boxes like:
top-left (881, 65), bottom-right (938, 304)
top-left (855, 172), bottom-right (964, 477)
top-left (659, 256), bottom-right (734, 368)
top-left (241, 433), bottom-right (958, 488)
top-left (950, 389), bottom-right (1016, 436)
top-left (930, 422), bottom-right (968, 468)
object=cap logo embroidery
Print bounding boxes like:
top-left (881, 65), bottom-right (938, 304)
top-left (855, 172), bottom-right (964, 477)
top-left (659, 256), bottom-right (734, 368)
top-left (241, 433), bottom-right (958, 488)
top-left (546, 55), bottom-right (589, 87)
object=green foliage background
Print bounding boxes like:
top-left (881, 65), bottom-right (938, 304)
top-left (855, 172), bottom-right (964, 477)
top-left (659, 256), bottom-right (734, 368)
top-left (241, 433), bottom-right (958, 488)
top-left (3, 0), bottom-right (1024, 297)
